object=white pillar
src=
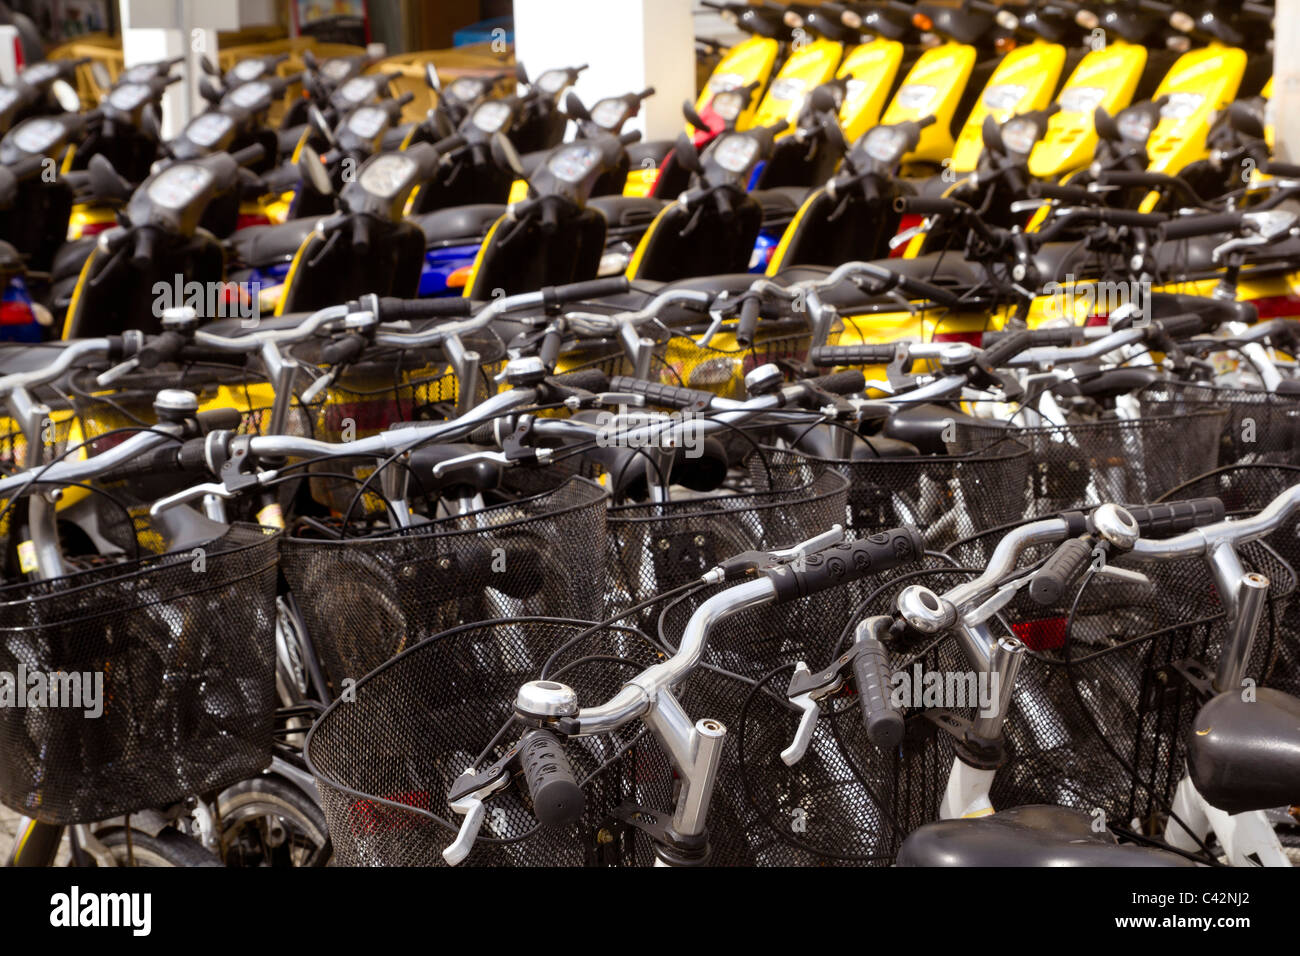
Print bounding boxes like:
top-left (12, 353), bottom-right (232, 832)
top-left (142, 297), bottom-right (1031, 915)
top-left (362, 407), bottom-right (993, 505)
top-left (512, 0), bottom-right (695, 142)
top-left (1274, 0), bottom-right (1300, 162)
top-left (119, 0), bottom-right (240, 138)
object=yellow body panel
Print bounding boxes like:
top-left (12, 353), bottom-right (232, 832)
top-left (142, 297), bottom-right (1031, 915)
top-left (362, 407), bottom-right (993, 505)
top-left (951, 40), bottom-right (1065, 174)
top-left (835, 39), bottom-right (906, 143)
top-left (1028, 40), bottom-right (1148, 180)
top-left (1145, 42), bottom-right (1246, 174)
top-left (66, 203), bottom-right (117, 241)
top-left (881, 42), bottom-right (977, 165)
top-left (463, 214), bottom-right (507, 298)
top-left (751, 38), bottom-right (844, 134)
top-left (622, 165), bottom-right (659, 198)
top-left (693, 35), bottom-right (780, 134)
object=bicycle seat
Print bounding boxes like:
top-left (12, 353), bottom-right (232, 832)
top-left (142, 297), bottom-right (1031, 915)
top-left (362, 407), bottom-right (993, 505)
top-left (1186, 687), bottom-right (1300, 815)
top-left (897, 805), bottom-right (1196, 866)
top-left (411, 204), bottom-right (506, 247)
top-left (227, 216), bottom-right (317, 267)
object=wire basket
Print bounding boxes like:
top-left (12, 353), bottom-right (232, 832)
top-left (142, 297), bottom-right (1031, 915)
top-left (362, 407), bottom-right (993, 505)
top-left (0, 523), bottom-right (280, 824)
top-left (652, 320), bottom-right (816, 400)
top-left (279, 476), bottom-right (609, 695)
top-left (758, 444), bottom-right (1031, 552)
top-left (1138, 380), bottom-right (1300, 467)
top-left (604, 458), bottom-right (849, 615)
top-left (948, 410), bottom-right (1228, 517)
top-left (304, 617), bottom-right (678, 866)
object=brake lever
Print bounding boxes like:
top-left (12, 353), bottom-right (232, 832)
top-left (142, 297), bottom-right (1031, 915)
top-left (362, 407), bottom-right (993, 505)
top-left (443, 765), bottom-right (512, 866)
top-left (95, 357), bottom-right (141, 387)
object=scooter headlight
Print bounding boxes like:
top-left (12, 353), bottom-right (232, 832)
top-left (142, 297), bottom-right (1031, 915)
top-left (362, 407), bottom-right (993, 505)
top-left (1075, 9), bottom-right (1099, 30)
top-left (1159, 93), bottom-right (1204, 121)
top-left (1058, 86), bottom-right (1106, 115)
top-left (1117, 109), bottom-right (1155, 143)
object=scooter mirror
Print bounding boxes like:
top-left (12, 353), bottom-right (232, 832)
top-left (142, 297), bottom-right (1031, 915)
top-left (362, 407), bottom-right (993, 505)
top-left (491, 131), bottom-right (527, 179)
top-left (50, 79), bottom-right (81, 113)
top-left (564, 90), bottom-right (590, 122)
top-left (141, 102), bottom-right (161, 141)
top-left (199, 76), bottom-right (224, 104)
top-left (674, 131), bottom-right (704, 175)
top-left (1094, 106), bottom-right (1120, 143)
top-left (303, 49), bottom-right (319, 71)
top-left (515, 61), bottom-right (530, 89)
top-left (298, 144), bottom-right (334, 197)
top-left (809, 84), bottom-right (839, 116)
top-left (309, 104), bottom-right (337, 145)
top-left (1227, 101), bottom-right (1265, 141)
top-left (981, 113), bottom-right (1004, 154)
top-left (88, 153), bottom-right (132, 202)
top-left (682, 100), bottom-right (710, 134)
top-left (199, 55), bottom-right (219, 76)
top-left (90, 61), bottom-right (112, 90)
top-left (425, 62), bottom-right (441, 94)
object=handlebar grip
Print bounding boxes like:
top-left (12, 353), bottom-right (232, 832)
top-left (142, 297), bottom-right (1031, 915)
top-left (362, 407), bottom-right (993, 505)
top-left (543, 277), bottom-right (631, 307)
top-left (131, 229), bottom-right (157, 269)
top-left (917, 114), bottom-right (937, 129)
top-left (137, 330), bottom-right (186, 368)
top-left (538, 368), bottom-right (610, 402)
top-left (98, 444), bottom-right (182, 483)
top-left (196, 408), bottom-right (243, 433)
top-left (230, 143), bottom-right (266, 167)
top-left (982, 327), bottom-right (1081, 348)
top-left (766, 526), bottom-right (924, 603)
top-left (803, 369), bottom-right (866, 396)
top-left (1160, 212), bottom-right (1243, 241)
top-left (807, 343), bottom-right (898, 367)
top-left (852, 623), bottom-right (904, 748)
top-left (1124, 498), bottom-right (1225, 537)
top-left (1095, 208), bottom-right (1167, 228)
top-left (538, 327), bottom-right (563, 370)
top-left (1262, 160), bottom-right (1300, 179)
top-left (736, 296), bottom-right (761, 347)
top-left (1028, 534), bottom-right (1095, 607)
top-left (518, 729), bottom-right (584, 827)
top-left (1097, 170), bottom-right (1167, 188)
top-left (375, 296), bottom-right (474, 320)
top-left (432, 133), bottom-right (467, 153)
top-left (980, 329), bottom-right (1033, 367)
top-left (607, 375), bottom-right (715, 410)
top-left (893, 196), bottom-right (964, 217)
top-left (1155, 313), bottom-right (1210, 338)
top-left (1028, 182), bottom-right (1095, 205)
top-left (321, 335), bottom-right (366, 365)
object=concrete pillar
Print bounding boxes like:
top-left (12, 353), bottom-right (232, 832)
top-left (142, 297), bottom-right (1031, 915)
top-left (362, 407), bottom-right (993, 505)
top-left (1274, 0), bottom-right (1300, 162)
top-left (512, 0), bottom-right (695, 141)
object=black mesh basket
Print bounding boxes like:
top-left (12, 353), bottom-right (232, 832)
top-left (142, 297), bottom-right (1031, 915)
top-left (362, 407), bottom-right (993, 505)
top-left (280, 476), bottom-right (609, 694)
top-left (948, 410), bottom-right (1228, 517)
top-left (604, 458), bottom-right (849, 615)
top-left (1138, 380), bottom-right (1300, 467)
top-left (652, 320), bottom-right (816, 400)
top-left (0, 524), bottom-right (280, 825)
top-left (757, 444), bottom-right (1031, 551)
top-left (304, 617), bottom-right (678, 866)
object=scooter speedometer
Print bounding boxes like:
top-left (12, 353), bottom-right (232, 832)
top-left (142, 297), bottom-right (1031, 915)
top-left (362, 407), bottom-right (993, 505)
top-left (9, 117), bottom-right (64, 156)
top-left (358, 152), bottom-right (417, 200)
top-left (471, 100), bottom-right (512, 134)
top-left (546, 142), bottom-right (602, 184)
top-left (147, 163), bottom-right (214, 210)
top-left (184, 111), bottom-right (233, 148)
top-left (713, 133), bottom-right (759, 173)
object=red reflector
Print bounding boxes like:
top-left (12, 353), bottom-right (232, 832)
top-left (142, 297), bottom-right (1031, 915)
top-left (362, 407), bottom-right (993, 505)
top-left (12, 36), bottom-right (23, 71)
top-left (78, 221), bottom-right (114, 238)
top-left (0, 300), bottom-right (33, 325)
top-left (236, 213), bottom-right (271, 230)
top-left (1011, 618), bottom-right (1067, 651)
top-left (1247, 295), bottom-right (1300, 320)
top-left (933, 330), bottom-right (983, 346)
top-left (1085, 313), bottom-right (1109, 327)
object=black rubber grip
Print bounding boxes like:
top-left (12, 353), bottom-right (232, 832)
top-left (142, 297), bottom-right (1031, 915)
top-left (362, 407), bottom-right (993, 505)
top-left (607, 375), bottom-right (715, 410)
top-left (1028, 182), bottom-right (1095, 204)
top-left (1262, 160), bottom-right (1300, 179)
top-left (1094, 208), bottom-right (1167, 228)
top-left (1124, 498), bottom-right (1225, 537)
top-left (803, 369), bottom-right (866, 396)
top-left (736, 296), bottom-right (761, 347)
top-left (542, 276), bottom-right (630, 306)
top-left (539, 368), bottom-right (609, 402)
top-left (894, 196), bottom-right (964, 217)
top-left (980, 329), bottom-right (1033, 366)
top-left (982, 327), bottom-right (1082, 348)
top-left (376, 296), bottom-right (474, 320)
top-left (98, 444), bottom-right (182, 482)
top-left (852, 620), bottom-right (904, 748)
top-left (432, 133), bottom-right (467, 153)
top-left (808, 344), bottom-right (898, 367)
top-left (1160, 212), bottom-right (1243, 241)
top-left (1029, 534), bottom-right (1095, 606)
top-left (538, 328), bottom-right (563, 370)
top-left (518, 729), bottom-right (584, 827)
top-left (230, 143), bottom-right (266, 167)
top-left (137, 330), bottom-right (186, 368)
top-left (1097, 170), bottom-right (1169, 188)
top-left (321, 335), bottom-right (366, 364)
top-left (1155, 313), bottom-right (1210, 338)
top-left (196, 408), bottom-right (244, 433)
top-left (765, 526), bottom-right (924, 603)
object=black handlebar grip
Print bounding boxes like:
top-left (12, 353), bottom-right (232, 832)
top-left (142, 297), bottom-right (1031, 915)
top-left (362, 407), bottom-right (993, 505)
top-left (137, 330), bottom-right (186, 368)
top-left (736, 296), bottom-right (761, 347)
top-left (917, 114), bottom-right (937, 129)
top-left (1154, 313), bottom-right (1210, 338)
top-left (893, 196), bottom-right (963, 217)
top-left (1028, 534), bottom-right (1095, 607)
top-left (982, 327), bottom-right (1081, 348)
top-left (98, 444), bottom-right (181, 482)
top-left (1124, 498), bottom-right (1225, 537)
top-left (375, 296), bottom-right (474, 320)
top-left (196, 407), bottom-right (244, 433)
top-left (766, 526), bottom-right (924, 603)
top-left (1028, 182), bottom-right (1095, 204)
top-left (432, 133), bottom-right (467, 153)
top-left (980, 329), bottom-right (1033, 367)
top-left (230, 143), bottom-right (266, 167)
top-left (607, 375), bottom-right (715, 410)
top-left (803, 369), bottom-right (866, 396)
top-left (1160, 212), bottom-right (1243, 241)
top-left (538, 327), bottom-right (563, 370)
top-left (543, 276), bottom-right (631, 306)
top-left (518, 729), bottom-right (584, 827)
top-left (1097, 170), bottom-right (1165, 188)
top-left (538, 368), bottom-right (610, 402)
top-left (130, 228), bottom-right (157, 269)
top-left (1095, 208), bottom-right (1167, 228)
top-left (852, 621), bottom-right (904, 748)
top-left (807, 343), bottom-right (898, 367)
top-left (321, 334), bottom-right (366, 365)
top-left (1262, 160), bottom-right (1300, 179)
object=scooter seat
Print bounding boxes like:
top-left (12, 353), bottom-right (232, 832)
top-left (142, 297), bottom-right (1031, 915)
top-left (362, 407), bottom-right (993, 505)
top-left (411, 204), bottom-right (506, 247)
top-left (51, 237), bottom-right (97, 283)
top-left (586, 195), bottom-right (667, 229)
top-left (1186, 687), bottom-right (1300, 815)
top-left (897, 805), bottom-right (1195, 866)
top-left (751, 186), bottom-right (807, 223)
top-left (227, 217), bottom-right (317, 267)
